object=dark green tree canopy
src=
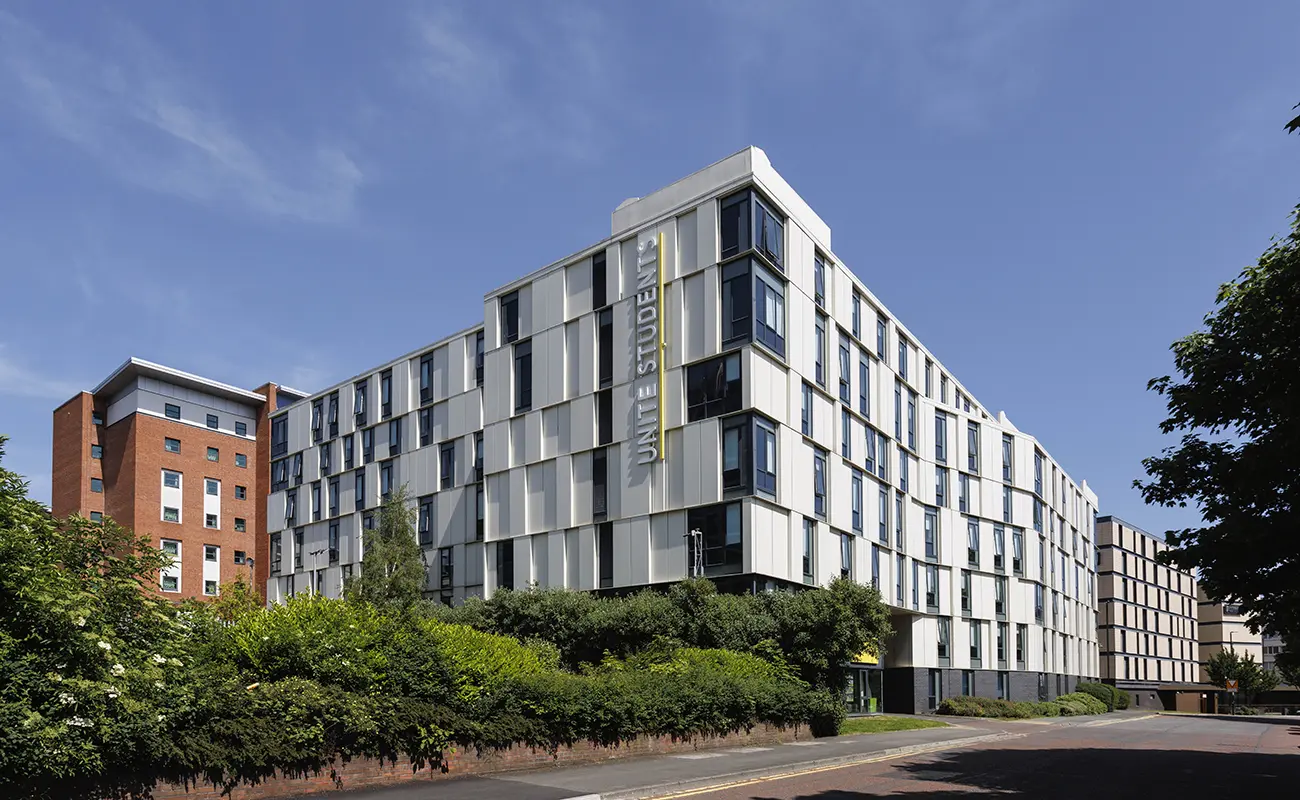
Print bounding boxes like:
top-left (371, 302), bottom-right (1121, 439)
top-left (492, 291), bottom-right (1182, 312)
top-left (1136, 206), bottom-right (1300, 668)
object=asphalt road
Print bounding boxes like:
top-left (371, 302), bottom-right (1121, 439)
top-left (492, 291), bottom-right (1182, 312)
top-left (671, 714), bottom-right (1300, 800)
top-left (300, 713), bottom-right (1300, 800)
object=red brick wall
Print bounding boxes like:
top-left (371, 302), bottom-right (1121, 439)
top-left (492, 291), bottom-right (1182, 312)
top-left (51, 392), bottom-right (93, 519)
top-left (250, 383), bottom-right (279, 600)
top-left (124, 413), bottom-right (260, 598)
top-left (151, 725), bottom-right (808, 800)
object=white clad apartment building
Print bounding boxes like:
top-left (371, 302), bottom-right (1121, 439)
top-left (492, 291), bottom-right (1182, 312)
top-left (264, 147), bottom-right (1099, 714)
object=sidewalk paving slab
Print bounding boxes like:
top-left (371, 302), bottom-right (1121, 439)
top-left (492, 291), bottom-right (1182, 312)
top-left (304, 721), bottom-right (1018, 800)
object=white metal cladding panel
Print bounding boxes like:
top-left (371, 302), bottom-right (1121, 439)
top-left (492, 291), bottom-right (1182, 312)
top-left (748, 501), bottom-right (781, 580)
top-left (531, 533), bottom-right (550, 586)
top-left (527, 462), bottom-right (556, 533)
top-left (611, 294), bottom-right (635, 389)
top-left (538, 325), bottom-right (566, 411)
top-left (680, 270), bottom-right (708, 365)
top-left (545, 531), bottom-right (567, 588)
top-left (516, 409), bottom-right (538, 465)
top-left (701, 265), bottom-right (722, 358)
top-left (486, 473), bottom-right (509, 537)
top-left (611, 518), bottom-right (632, 586)
top-left (420, 343), bottom-right (447, 401)
top-left (517, 282), bottom-right (534, 342)
top-left (662, 366), bottom-right (684, 431)
top-left (554, 455), bottom-right (574, 530)
top-left (575, 525), bottom-right (597, 591)
top-left (570, 450), bottom-right (592, 528)
top-left (697, 421), bottom-right (721, 505)
top-left (483, 296), bottom-right (501, 352)
top-left (540, 405), bottom-right (561, 460)
top-left (442, 488), bottom-right (473, 548)
top-left (463, 540), bottom-right (484, 587)
top-left (482, 347), bottom-right (511, 425)
top-left (617, 237), bottom-right (637, 305)
top-left (513, 535), bottom-right (533, 589)
top-left (650, 511), bottom-right (687, 584)
top-left (574, 318), bottom-right (596, 399)
top-left (448, 391), bottom-right (479, 439)
top-left (564, 321), bottom-right (581, 399)
top-left (507, 467), bottom-right (527, 533)
top-left (563, 529), bottom-right (580, 588)
top-left (533, 268), bottom-right (566, 335)
top-left (392, 361), bottom-right (414, 419)
top-left (659, 218), bottom-right (678, 283)
top-left (749, 350), bottom-right (787, 426)
top-left (508, 416), bottom-right (526, 467)
top-left (566, 395), bottom-right (594, 454)
top-left (565, 256), bottom-right (592, 322)
top-left (827, 455), bottom-right (850, 534)
top-left (482, 420), bottom-right (509, 476)
top-left (626, 516), bottom-right (653, 586)
top-left (676, 210), bottom-right (698, 277)
top-left (694, 197), bottom-right (719, 271)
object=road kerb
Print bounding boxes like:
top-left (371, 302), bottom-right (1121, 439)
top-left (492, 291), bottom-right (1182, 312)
top-left (596, 732), bottom-right (1025, 800)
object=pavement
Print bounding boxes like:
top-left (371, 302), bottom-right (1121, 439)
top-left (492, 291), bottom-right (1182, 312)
top-left (642, 712), bottom-right (1300, 800)
top-left (303, 712), bottom-right (1182, 800)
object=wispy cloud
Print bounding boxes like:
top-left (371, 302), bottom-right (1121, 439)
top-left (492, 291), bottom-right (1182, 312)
top-left (0, 11), bottom-right (363, 223)
top-left (707, 0), bottom-right (1070, 134)
top-left (877, 1), bottom-right (1072, 132)
top-left (405, 3), bottom-right (616, 163)
top-left (0, 344), bottom-right (84, 400)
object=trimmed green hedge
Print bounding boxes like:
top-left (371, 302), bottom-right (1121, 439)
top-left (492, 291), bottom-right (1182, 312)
top-left (1076, 682), bottom-right (1129, 711)
top-left (938, 691), bottom-right (1111, 719)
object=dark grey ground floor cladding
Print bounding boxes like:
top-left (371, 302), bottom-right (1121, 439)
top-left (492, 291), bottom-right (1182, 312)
top-left (882, 667), bottom-right (1083, 714)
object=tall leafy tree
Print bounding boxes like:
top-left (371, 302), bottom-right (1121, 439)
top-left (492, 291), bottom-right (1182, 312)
top-left (1136, 206), bottom-right (1300, 673)
top-left (344, 485), bottom-right (426, 612)
top-left (1204, 649), bottom-right (1280, 704)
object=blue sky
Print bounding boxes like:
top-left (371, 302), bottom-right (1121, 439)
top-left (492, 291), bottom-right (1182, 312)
top-left (1, 1), bottom-right (1297, 537)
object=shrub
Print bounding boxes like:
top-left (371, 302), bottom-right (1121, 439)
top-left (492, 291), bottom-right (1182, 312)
top-left (937, 696), bottom-right (1034, 719)
top-left (1075, 682), bottom-right (1116, 710)
top-left (1027, 701), bottom-right (1062, 717)
top-left (1055, 692), bottom-right (1108, 715)
top-left (1114, 687), bottom-right (1130, 710)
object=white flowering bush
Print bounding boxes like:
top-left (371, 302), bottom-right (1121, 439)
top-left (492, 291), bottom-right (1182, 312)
top-left (0, 437), bottom-right (187, 799)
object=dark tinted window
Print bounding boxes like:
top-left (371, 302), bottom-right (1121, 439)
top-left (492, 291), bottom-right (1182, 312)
top-left (687, 503), bottom-right (743, 576)
top-left (686, 353), bottom-right (741, 421)
top-left (592, 251), bottom-right (607, 310)
top-left (501, 291), bottom-right (520, 343)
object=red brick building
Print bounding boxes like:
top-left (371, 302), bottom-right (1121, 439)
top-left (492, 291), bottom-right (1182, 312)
top-left (51, 358), bottom-right (306, 601)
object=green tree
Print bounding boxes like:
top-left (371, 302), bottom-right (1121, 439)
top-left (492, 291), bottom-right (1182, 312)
top-left (0, 436), bottom-right (189, 799)
top-left (1205, 649), bottom-right (1279, 705)
top-left (344, 485), bottom-right (426, 613)
top-left (196, 575), bottom-right (264, 623)
top-left (1135, 206), bottom-right (1300, 668)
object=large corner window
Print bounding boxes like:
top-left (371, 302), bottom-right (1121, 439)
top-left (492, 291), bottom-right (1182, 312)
top-left (721, 413), bottom-right (777, 498)
top-left (686, 353), bottom-right (742, 422)
top-left (719, 188), bottom-right (784, 270)
top-left (721, 259), bottom-right (786, 356)
top-left (687, 502), bottom-right (743, 577)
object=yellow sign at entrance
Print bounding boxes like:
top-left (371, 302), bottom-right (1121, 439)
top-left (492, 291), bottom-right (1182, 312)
top-left (853, 650), bottom-right (879, 665)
